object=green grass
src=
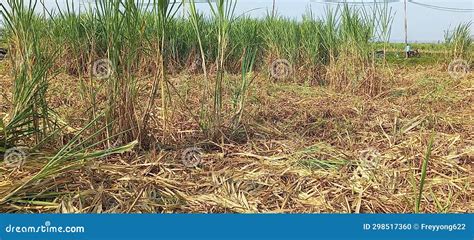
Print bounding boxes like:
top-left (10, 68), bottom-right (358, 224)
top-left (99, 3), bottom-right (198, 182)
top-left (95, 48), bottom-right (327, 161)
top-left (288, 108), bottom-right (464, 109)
top-left (444, 22), bottom-right (473, 60)
top-left (1, 1), bottom-right (469, 147)
top-left (384, 51), bottom-right (443, 66)
top-left (2, 0), bottom-right (466, 144)
top-left (1, 0), bottom-right (53, 147)
top-left (0, 0), bottom-right (468, 146)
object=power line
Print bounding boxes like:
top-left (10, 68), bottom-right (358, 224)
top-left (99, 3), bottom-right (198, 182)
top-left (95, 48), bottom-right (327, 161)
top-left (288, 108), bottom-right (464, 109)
top-left (310, 0), bottom-right (400, 5)
top-left (409, 1), bottom-right (474, 13)
top-left (311, 0), bottom-right (474, 12)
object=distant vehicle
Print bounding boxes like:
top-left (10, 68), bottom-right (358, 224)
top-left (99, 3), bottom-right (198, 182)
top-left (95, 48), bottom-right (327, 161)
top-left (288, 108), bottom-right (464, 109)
top-left (0, 48), bottom-right (7, 60)
top-left (407, 49), bottom-right (421, 58)
top-left (404, 45), bottom-right (421, 58)
top-left (375, 50), bottom-right (385, 58)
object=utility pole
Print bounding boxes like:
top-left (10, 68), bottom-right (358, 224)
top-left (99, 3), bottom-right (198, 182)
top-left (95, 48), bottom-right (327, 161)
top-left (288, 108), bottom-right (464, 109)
top-left (272, 0), bottom-right (276, 19)
top-left (183, 0), bottom-right (187, 18)
top-left (404, 0), bottom-right (409, 58)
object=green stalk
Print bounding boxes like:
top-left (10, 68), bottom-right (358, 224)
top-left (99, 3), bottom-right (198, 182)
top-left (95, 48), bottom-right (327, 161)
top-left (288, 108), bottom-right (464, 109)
top-left (444, 22), bottom-right (472, 60)
top-left (208, 0), bottom-right (236, 136)
top-left (1, 0), bottom-right (53, 146)
top-left (415, 134), bottom-right (435, 213)
top-left (188, 0), bottom-right (211, 132)
top-left (232, 25), bottom-right (258, 128)
top-left (142, 0), bottom-right (181, 142)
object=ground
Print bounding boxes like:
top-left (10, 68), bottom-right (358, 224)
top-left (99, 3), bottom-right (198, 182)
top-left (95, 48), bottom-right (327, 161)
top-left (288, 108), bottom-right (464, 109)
top-left (0, 54), bottom-right (472, 213)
